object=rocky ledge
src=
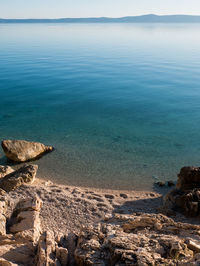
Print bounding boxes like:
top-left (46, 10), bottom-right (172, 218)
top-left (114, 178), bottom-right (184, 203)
top-left (0, 162), bottom-right (199, 265)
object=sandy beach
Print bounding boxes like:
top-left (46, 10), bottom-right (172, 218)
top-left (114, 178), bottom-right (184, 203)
top-left (6, 177), bottom-right (163, 235)
top-left (7, 175), bottom-right (199, 236)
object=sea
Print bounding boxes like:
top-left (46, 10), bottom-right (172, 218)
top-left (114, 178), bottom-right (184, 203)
top-left (0, 23), bottom-right (200, 190)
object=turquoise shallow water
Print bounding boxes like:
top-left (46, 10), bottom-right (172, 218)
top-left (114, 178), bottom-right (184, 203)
top-left (0, 23), bottom-right (200, 190)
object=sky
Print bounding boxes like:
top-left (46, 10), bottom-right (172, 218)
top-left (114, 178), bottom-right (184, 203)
top-left (1, 0), bottom-right (200, 19)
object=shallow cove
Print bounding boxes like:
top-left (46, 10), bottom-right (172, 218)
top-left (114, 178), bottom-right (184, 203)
top-left (0, 23), bottom-right (200, 190)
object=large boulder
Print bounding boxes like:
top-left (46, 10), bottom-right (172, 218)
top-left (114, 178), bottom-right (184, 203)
top-left (164, 166), bottom-right (200, 216)
top-left (1, 140), bottom-right (54, 162)
top-left (0, 164), bottom-right (38, 192)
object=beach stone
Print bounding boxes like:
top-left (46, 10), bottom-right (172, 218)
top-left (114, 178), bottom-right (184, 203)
top-left (0, 164), bottom-right (38, 192)
top-left (1, 139), bottom-right (54, 162)
top-left (120, 193), bottom-right (128, 198)
top-left (0, 166), bottom-right (14, 179)
top-left (167, 180), bottom-right (175, 187)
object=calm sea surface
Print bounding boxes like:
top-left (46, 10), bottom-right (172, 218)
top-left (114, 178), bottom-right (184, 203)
top-left (0, 23), bottom-right (200, 190)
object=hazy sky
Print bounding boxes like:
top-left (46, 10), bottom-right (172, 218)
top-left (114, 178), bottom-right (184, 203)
top-left (1, 0), bottom-right (200, 19)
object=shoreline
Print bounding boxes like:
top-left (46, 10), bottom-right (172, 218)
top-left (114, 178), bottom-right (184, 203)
top-left (1, 161), bottom-right (200, 264)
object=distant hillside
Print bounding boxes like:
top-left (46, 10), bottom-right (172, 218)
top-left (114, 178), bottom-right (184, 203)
top-left (1, 14), bottom-right (200, 23)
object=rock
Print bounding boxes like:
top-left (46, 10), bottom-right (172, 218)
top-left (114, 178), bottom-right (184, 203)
top-left (75, 213), bottom-right (198, 265)
top-left (0, 259), bottom-right (18, 266)
top-left (9, 196), bottom-right (42, 243)
top-left (0, 164), bottom-right (38, 192)
top-left (0, 213), bottom-right (6, 236)
top-left (56, 246), bottom-right (68, 265)
top-left (36, 231), bottom-right (56, 266)
top-left (0, 166), bottom-right (14, 179)
top-left (167, 180), bottom-right (175, 187)
top-left (2, 140), bottom-right (54, 162)
top-left (164, 188), bottom-right (200, 217)
top-left (186, 239), bottom-right (200, 253)
top-left (177, 166), bottom-right (200, 191)
top-left (0, 196), bottom-right (41, 266)
top-left (0, 195), bottom-right (7, 236)
top-left (120, 193), bottom-right (128, 199)
top-left (0, 237), bottom-right (35, 265)
top-left (164, 166), bottom-right (200, 217)
top-left (155, 181), bottom-right (165, 187)
top-left (36, 231), bottom-right (70, 266)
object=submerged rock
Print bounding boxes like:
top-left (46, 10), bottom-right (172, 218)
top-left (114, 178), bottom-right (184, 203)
top-left (0, 164), bottom-right (38, 192)
top-left (1, 140), bottom-right (54, 162)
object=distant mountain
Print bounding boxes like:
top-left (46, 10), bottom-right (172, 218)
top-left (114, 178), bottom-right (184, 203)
top-left (1, 14), bottom-right (200, 23)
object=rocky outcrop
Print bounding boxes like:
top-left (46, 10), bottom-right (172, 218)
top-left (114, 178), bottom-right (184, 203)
top-left (2, 140), bottom-right (54, 162)
top-left (0, 164), bottom-right (38, 192)
top-left (0, 194), bottom-right (69, 266)
top-left (9, 196), bottom-right (42, 243)
top-left (177, 166), bottom-right (200, 190)
top-left (0, 197), bottom-right (42, 265)
top-left (36, 231), bottom-right (69, 266)
top-left (75, 213), bottom-right (200, 265)
top-left (164, 166), bottom-right (200, 216)
top-left (0, 195), bottom-right (7, 236)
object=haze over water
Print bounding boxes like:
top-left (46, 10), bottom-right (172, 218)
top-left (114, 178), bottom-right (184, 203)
top-left (0, 23), bottom-right (200, 190)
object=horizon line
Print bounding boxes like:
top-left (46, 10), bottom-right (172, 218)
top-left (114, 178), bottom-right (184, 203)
top-left (1, 14), bottom-right (200, 20)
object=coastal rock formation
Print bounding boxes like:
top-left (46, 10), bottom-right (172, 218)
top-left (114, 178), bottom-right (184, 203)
top-left (164, 166), bottom-right (200, 216)
top-left (0, 162), bottom-right (200, 265)
top-left (36, 231), bottom-right (68, 266)
top-left (0, 196), bottom-right (43, 265)
top-left (1, 140), bottom-right (54, 162)
top-left (0, 164), bottom-right (38, 192)
top-left (0, 166), bottom-right (14, 179)
top-left (75, 213), bottom-right (200, 265)
top-left (9, 196), bottom-right (42, 243)
top-left (0, 193), bottom-right (70, 265)
top-left (0, 195), bottom-right (7, 236)
top-left (177, 166), bottom-right (200, 190)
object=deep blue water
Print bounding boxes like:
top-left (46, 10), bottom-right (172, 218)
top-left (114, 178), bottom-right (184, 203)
top-left (0, 23), bottom-right (200, 190)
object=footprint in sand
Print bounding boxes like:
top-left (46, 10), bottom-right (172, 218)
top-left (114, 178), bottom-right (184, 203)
top-left (87, 195), bottom-right (104, 202)
top-left (104, 194), bottom-right (115, 199)
top-left (120, 193), bottom-right (128, 199)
